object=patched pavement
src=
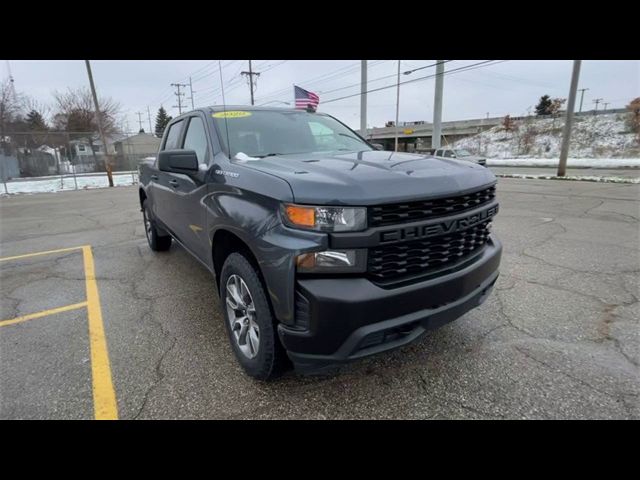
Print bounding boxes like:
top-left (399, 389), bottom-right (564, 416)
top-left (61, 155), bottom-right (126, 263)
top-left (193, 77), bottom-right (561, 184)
top-left (0, 178), bottom-right (638, 419)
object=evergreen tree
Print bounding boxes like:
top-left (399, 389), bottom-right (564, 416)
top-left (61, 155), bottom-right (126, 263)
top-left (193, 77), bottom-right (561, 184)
top-left (155, 106), bottom-right (172, 138)
top-left (535, 95), bottom-right (553, 115)
top-left (26, 110), bottom-right (48, 131)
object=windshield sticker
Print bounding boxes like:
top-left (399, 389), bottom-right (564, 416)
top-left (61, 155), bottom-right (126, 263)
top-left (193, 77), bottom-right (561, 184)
top-left (212, 111), bottom-right (252, 119)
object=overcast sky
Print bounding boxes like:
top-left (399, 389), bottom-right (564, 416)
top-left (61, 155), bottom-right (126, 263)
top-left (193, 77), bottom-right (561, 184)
top-left (2, 60), bottom-right (638, 133)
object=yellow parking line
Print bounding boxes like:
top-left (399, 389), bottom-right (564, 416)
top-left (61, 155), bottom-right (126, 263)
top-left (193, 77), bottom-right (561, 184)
top-left (0, 302), bottom-right (88, 328)
top-left (82, 245), bottom-right (119, 420)
top-left (0, 246), bottom-right (84, 262)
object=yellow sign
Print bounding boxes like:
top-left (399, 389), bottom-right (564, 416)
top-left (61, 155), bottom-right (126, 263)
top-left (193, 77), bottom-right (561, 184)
top-left (212, 111), bottom-right (252, 119)
top-left (403, 128), bottom-right (414, 135)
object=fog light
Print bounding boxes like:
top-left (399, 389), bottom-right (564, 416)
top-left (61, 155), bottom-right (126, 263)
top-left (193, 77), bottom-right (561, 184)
top-left (296, 249), bottom-right (367, 273)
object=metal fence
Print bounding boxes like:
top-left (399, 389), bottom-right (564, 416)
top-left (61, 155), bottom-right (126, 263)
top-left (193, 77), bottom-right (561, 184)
top-left (0, 130), bottom-right (161, 195)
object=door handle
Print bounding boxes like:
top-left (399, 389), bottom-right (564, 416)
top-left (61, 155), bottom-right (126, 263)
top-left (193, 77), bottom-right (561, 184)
top-left (169, 179), bottom-right (179, 188)
top-left (150, 174), bottom-right (159, 180)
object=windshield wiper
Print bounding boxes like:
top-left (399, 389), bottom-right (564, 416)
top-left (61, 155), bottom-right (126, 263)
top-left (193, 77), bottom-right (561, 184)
top-left (338, 133), bottom-right (364, 142)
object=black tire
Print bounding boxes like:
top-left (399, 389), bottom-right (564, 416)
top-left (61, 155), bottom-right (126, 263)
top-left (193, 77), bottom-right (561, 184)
top-left (219, 252), bottom-right (288, 380)
top-left (142, 199), bottom-right (172, 251)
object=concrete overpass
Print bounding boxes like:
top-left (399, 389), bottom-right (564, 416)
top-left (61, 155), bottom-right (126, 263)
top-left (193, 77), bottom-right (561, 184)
top-left (357, 108), bottom-right (627, 152)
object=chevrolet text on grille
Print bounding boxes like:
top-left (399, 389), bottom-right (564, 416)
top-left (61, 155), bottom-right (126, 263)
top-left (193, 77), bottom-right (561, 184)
top-left (379, 205), bottom-right (499, 243)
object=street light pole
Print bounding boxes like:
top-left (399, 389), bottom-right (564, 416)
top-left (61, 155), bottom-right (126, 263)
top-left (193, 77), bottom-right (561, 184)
top-left (432, 60), bottom-right (445, 149)
top-left (360, 60), bottom-right (367, 137)
top-left (394, 60), bottom-right (401, 152)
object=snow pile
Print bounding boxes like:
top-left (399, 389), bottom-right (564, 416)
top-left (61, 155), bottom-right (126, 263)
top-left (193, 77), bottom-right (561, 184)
top-left (487, 158), bottom-right (640, 168)
top-left (2, 172), bottom-right (139, 195)
top-left (495, 173), bottom-right (639, 184)
top-left (454, 113), bottom-right (639, 159)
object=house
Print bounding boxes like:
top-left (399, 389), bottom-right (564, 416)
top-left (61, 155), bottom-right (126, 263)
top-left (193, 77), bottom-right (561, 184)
top-left (0, 141), bottom-right (20, 180)
top-left (113, 132), bottom-right (162, 170)
top-left (68, 135), bottom-right (124, 173)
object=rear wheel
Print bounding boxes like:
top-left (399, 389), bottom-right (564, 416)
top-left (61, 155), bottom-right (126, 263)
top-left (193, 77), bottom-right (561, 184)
top-left (220, 252), bottom-right (287, 380)
top-left (142, 200), bottom-right (172, 251)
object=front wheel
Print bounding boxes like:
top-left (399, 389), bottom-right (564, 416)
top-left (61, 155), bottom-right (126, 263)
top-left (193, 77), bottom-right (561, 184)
top-left (220, 252), bottom-right (287, 380)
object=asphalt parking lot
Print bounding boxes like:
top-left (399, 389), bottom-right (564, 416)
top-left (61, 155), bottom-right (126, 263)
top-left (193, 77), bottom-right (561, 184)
top-left (0, 178), bottom-right (638, 419)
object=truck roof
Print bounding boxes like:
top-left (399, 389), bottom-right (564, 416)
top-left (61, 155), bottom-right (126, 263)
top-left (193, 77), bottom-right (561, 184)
top-left (207, 105), bottom-right (306, 114)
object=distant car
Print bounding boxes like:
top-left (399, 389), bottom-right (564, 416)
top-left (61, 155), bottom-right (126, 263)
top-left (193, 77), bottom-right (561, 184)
top-left (434, 148), bottom-right (487, 167)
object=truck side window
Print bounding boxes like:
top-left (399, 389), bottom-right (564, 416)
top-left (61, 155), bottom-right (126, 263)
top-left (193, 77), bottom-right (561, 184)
top-left (444, 150), bottom-right (453, 158)
top-left (163, 120), bottom-right (184, 150)
top-left (183, 117), bottom-right (209, 165)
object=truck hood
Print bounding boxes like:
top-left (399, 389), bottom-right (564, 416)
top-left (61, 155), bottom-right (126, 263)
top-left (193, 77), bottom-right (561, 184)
top-left (234, 150), bottom-right (496, 205)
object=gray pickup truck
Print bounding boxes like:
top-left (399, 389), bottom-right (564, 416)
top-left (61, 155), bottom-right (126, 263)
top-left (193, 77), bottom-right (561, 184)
top-left (434, 148), bottom-right (487, 166)
top-left (138, 106), bottom-right (501, 380)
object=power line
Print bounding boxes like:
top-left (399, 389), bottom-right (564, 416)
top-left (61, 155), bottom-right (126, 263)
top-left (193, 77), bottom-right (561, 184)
top-left (320, 60), bottom-right (452, 97)
top-left (188, 77), bottom-right (195, 110)
top-left (241, 60), bottom-right (260, 105)
top-left (254, 60), bottom-right (390, 104)
top-left (147, 106), bottom-right (152, 133)
top-left (322, 60), bottom-right (505, 105)
top-left (578, 88), bottom-right (589, 112)
top-left (592, 98), bottom-right (603, 114)
top-left (171, 82), bottom-right (189, 114)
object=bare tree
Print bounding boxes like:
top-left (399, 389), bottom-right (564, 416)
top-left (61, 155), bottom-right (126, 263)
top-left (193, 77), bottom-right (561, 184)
top-left (52, 87), bottom-right (122, 169)
top-left (626, 97), bottom-right (640, 143)
top-left (0, 79), bottom-right (24, 137)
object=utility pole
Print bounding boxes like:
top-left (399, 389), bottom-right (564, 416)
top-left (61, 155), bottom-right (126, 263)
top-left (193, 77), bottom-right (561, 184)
top-left (603, 102), bottom-right (610, 111)
top-left (5, 60), bottom-right (16, 99)
top-left (360, 60), bottom-right (367, 136)
top-left (394, 60), bottom-right (401, 152)
top-left (578, 88), bottom-right (589, 112)
top-left (84, 60), bottom-right (114, 187)
top-left (557, 60), bottom-right (581, 177)
top-left (432, 60), bottom-right (445, 149)
top-left (241, 60), bottom-right (260, 105)
top-left (171, 82), bottom-right (188, 114)
top-left (147, 106), bottom-right (152, 133)
top-left (593, 98), bottom-right (603, 114)
top-left (135, 111), bottom-right (144, 132)
top-left (188, 76), bottom-right (195, 109)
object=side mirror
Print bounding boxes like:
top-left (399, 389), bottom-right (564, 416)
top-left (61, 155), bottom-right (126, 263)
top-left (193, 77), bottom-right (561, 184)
top-left (371, 143), bottom-right (384, 151)
top-left (158, 149), bottom-right (199, 174)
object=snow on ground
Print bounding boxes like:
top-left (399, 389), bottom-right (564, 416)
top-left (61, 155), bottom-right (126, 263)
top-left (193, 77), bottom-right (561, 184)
top-left (487, 158), bottom-right (640, 168)
top-left (454, 113), bottom-right (640, 159)
top-left (495, 173), bottom-right (639, 184)
top-left (2, 172), bottom-right (139, 195)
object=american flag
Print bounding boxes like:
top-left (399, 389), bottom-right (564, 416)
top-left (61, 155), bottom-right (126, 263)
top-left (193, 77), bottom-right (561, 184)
top-left (294, 85), bottom-right (320, 111)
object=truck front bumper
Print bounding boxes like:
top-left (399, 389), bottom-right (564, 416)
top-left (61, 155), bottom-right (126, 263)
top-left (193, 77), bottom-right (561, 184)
top-left (278, 236), bottom-right (502, 374)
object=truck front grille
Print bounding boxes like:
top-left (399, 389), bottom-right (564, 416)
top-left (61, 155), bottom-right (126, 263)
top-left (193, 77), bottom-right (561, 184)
top-left (369, 185), bottom-right (496, 227)
top-left (367, 221), bottom-right (491, 283)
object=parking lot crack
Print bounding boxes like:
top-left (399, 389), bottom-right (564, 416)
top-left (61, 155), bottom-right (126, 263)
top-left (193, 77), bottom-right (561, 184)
top-left (513, 346), bottom-right (637, 417)
top-left (132, 335), bottom-right (177, 420)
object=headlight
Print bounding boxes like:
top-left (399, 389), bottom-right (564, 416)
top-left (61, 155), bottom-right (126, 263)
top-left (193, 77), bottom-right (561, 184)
top-left (296, 249), bottom-right (367, 273)
top-left (282, 204), bottom-right (367, 232)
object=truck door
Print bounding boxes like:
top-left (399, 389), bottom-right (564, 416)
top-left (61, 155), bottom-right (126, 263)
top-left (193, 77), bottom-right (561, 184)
top-left (150, 118), bottom-right (186, 234)
top-left (163, 114), bottom-right (211, 262)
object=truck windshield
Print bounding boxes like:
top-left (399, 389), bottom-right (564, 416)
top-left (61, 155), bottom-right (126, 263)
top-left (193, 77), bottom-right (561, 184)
top-left (212, 110), bottom-right (372, 158)
top-left (455, 149), bottom-right (473, 157)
